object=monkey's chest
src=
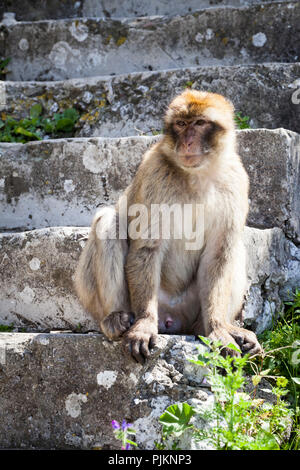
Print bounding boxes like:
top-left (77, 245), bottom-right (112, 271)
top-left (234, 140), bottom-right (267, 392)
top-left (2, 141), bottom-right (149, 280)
top-left (160, 240), bottom-right (201, 295)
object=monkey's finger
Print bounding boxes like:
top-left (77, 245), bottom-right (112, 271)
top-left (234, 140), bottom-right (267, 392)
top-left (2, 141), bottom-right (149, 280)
top-left (140, 341), bottom-right (151, 360)
top-left (122, 338), bottom-right (138, 362)
top-left (149, 335), bottom-right (158, 350)
top-left (242, 342), bottom-right (262, 356)
top-left (230, 332), bottom-right (244, 348)
top-left (131, 340), bottom-right (146, 365)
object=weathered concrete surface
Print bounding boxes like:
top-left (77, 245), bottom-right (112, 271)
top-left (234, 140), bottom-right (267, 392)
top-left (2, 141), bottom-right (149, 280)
top-left (0, 332), bottom-right (209, 449)
top-left (1, 0), bottom-right (297, 21)
top-left (243, 227), bottom-right (300, 333)
top-left (1, 130), bottom-right (299, 242)
top-left (241, 129), bottom-right (300, 242)
top-left (0, 3), bottom-right (299, 81)
top-left (0, 226), bottom-right (299, 333)
top-left (0, 227), bottom-right (97, 332)
top-left (0, 136), bottom-right (154, 231)
top-left (0, 332), bottom-right (288, 449)
top-left (1, 63), bottom-right (299, 135)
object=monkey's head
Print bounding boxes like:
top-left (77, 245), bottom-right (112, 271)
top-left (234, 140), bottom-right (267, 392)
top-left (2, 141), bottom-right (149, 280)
top-left (162, 90), bottom-right (236, 170)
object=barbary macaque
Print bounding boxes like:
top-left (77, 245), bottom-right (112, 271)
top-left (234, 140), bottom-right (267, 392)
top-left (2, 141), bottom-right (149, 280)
top-left (75, 89), bottom-right (262, 363)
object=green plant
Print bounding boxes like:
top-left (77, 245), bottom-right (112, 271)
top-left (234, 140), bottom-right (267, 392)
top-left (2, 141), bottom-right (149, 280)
top-left (255, 288), bottom-right (300, 449)
top-left (0, 324), bottom-right (14, 332)
top-left (158, 337), bottom-right (292, 450)
top-left (151, 128), bottom-right (163, 135)
top-left (111, 420), bottom-right (137, 450)
top-left (0, 105), bottom-right (80, 143)
top-left (0, 57), bottom-right (10, 75)
top-left (234, 112), bottom-right (251, 129)
top-left (184, 81), bottom-right (194, 89)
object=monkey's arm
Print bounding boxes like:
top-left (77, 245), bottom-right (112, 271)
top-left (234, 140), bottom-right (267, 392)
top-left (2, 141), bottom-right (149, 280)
top-left (196, 227), bottom-right (261, 356)
top-left (123, 241), bottom-right (163, 363)
top-left (197, 228), bottom-right (237, 333)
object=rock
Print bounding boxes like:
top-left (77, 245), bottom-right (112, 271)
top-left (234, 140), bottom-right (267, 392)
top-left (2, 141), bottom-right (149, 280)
top-left (1, 63), bottom-right (299, 135)
top-left (0, 0), bottom-right (297, 21)
top-left (1, 3), bottom-right (299, 81)
top-left (0, 332), bottom-right (207, 449)
top-left (0, 226), bottom-right (299, 333)
top-left (244, 227), bottom-right (300, 333)
top-left (0, 332), bottom-right (287, 449)
top-left (0, 227), bottom-right (96, 332)
top-left (241, 129), bottom-right (300, 243)
top-left (1, 130), bottom-right (299, 243)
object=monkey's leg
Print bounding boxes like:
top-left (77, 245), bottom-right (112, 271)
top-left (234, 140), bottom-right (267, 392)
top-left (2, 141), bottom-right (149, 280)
top-left (224, 242), bottom-right (262, 355)
top-left (196, 236), bottom-right (262, 356)
top-left (75, 207), bottom-right (132, 340)
top-left (122, 240), bottom-right (163, 364)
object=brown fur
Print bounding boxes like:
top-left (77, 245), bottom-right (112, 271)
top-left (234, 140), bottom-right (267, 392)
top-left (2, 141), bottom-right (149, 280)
top-left (74, 90), bottom-right (262, 363)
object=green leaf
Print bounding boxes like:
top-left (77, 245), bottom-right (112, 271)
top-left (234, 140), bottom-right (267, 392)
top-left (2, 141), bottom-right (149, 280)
top-left (252, 375), bottom-right (262, 386)
top-left (197, 335), bottom-right (211, 346)
top-left (291, 377), bottom-right (300, 386)
top-left (126, 428), bottom-right (136, 435)
top-left (226, 343), bottom-right (241, 353)
top-left (14, 127), bottom-right (41, 140)
top-left (42, 118), bottom-right (55, 133)
top-left (0, 120), bottom-right (4, 129)
top-left (0, 57), bottom-right (11, 72)
top-left (62, 107), bottom-right (79, 122)
top-left (125, 439), bottom-right (137, 447)
top-left (55, 117), bottom-right (75, 132)
top-left (260, 369), bottom-right (271, 376)
top-left (30, 103), bottom-right (42, 119)
top-left (0, 324), bottom-right (14, 332)
top-left (159, 403), bottom-right (194, 433)
top-left (188, 357), bottom-right (208, 367)
top-left (255, 430), bottom-right (280, 450)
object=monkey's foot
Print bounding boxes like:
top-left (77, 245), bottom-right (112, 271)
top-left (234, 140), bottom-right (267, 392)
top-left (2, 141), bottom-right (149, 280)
top-left (122, 318), bottom-right (158, 364)
top-left (209, 325), bottom-right (262, 357)
top-left (101, 311), bottom-right (135, 341)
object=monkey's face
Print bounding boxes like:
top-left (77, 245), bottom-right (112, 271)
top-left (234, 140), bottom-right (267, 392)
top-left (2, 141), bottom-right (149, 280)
top-left (172, 118), bottom-right (219, 169)
top-left (163, 89), bottom-right (235, 170)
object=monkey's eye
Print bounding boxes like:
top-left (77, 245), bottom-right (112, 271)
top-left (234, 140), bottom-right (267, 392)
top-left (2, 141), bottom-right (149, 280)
top-left (195, 119), bottom-right (206, 126)
top-left (176, 120), bottom-right (186, 127)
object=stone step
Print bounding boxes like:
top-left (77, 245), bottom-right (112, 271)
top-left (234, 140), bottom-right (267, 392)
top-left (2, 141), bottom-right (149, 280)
top-left (1, 0), bottom-right (296, 22)
top-left (1, 63), bottom-right (300, 136)
top-left (0, 331), bottom-right (283, 450)
top-left (1, 130), bottom-right (299, 242)
top-left (1, 3), bottom-right (299, 81)
top-left (0, 332), bottom-right (208, 449)
top-left (0, 225), bottom-right (299, 334)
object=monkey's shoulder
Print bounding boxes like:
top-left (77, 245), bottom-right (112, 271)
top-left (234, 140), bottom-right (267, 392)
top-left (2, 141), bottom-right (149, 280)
top-left (128, 147), bottom-right (183, 205)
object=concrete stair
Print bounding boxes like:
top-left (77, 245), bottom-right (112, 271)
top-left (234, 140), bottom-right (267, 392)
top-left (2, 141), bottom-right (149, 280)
top-left (1, 3), bottom-right (299, 81)
top-left (1, 0), bottom-right (298, 21)
top-left (0, 130), bottom-right (299, 240)
top-left (0, 0), bottom-right (299, 449)
top-left (1, 63), bottom-right (300, 135)
top-left (0, 225), bottom-right (299, 335)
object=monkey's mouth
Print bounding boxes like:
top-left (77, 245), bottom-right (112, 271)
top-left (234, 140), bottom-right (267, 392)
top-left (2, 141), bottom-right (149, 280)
top-left (180, 153), bottom-right (207, 168)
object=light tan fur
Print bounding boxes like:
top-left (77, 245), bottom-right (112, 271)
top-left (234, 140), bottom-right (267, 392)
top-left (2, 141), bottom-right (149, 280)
top-left (74, 90), bottom-right (262, 363)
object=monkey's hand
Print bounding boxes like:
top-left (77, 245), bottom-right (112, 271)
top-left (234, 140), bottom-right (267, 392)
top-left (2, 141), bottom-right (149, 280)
top-left (122, 318), bottom-right (158, 364)
top-left (209, 325), bottom-right (262, 357)
top-left (101, 311), bottom-right (135, 341)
